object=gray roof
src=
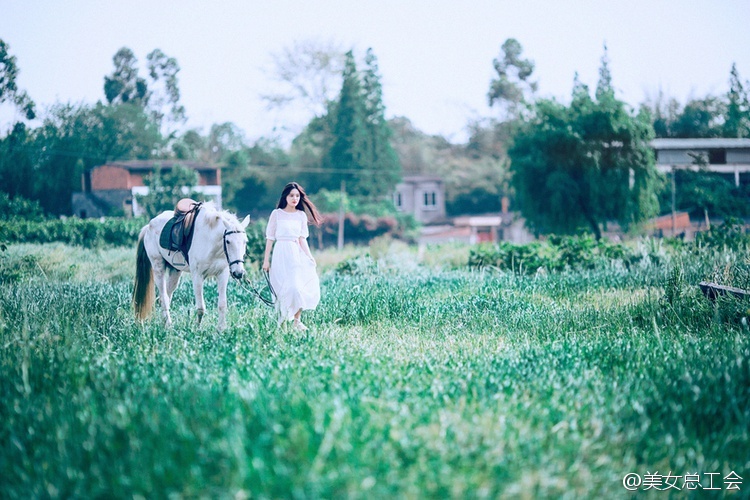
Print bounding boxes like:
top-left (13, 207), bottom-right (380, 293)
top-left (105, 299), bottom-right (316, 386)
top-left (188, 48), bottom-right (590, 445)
top-left (651, 138), bottom-right (750, 150)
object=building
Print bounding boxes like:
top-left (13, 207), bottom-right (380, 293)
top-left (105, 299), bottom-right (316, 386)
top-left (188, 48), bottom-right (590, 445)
top-left (652, 138), bottom-right (750, 186)
top-left (393, 175), bottom-right (446, 224)
top-left (72, 161), bottom-right (222, 218)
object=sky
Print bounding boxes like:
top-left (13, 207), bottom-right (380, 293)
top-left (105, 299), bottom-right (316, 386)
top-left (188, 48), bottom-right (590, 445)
top-left (1, 0), bottom-right (749, 144)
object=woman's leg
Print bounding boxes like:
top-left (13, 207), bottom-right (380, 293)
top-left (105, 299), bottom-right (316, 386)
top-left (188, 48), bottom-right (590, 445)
top-left (293, 308), bottom-right (307, 330)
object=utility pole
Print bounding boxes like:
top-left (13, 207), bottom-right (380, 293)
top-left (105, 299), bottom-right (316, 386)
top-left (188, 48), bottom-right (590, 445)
top-left (671, 166), bottom-right (676, 236)
top-left (337, 179), bottom-right (345, 250)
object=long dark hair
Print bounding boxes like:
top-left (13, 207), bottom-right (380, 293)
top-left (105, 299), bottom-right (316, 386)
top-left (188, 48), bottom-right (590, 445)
top-left (276, 182), bottom-right (322, 226)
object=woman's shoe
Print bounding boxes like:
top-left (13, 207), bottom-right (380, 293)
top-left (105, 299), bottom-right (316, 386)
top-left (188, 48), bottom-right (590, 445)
top-left (294, 319), bottom-right (308, 331)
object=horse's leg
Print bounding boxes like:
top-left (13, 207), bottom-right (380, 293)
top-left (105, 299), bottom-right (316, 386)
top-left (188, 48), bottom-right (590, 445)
top-left (166, 268), bottom-right (181, 302)
top-left (216, 269), bottom-right (230, 331)
top-left (152, 261), bottom-right (172, 327)
top-left (192, 272), bottom-right (206, 326)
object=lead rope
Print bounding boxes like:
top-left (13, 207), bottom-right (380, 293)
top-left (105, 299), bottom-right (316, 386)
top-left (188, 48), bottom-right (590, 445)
top-left (234, 269), bottom-right (277, 307)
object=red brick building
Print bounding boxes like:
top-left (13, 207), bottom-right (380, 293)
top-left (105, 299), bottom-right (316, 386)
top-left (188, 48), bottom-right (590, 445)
top-left (72, 161), bottom-right (221, 217)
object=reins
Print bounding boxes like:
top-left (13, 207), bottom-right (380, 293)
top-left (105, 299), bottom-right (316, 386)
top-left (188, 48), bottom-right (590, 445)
top-left (234, 269), bottom-right (277, 307)
top-left (222, 226), bottom-right (276, 308)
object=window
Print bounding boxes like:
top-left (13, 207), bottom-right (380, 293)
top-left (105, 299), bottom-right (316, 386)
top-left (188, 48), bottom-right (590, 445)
top-left (708, 149), bottom-right (727, 164)
top-left (394, 192), bottom-right (402, 209)
top-left (423, 191), bottom-right (437, 210)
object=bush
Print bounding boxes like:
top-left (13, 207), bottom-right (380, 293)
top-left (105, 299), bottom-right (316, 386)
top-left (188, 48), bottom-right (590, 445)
top-left (0, 218), bottom-right (145, 248)
top-left (0, 193), bottom-right (45, 221)
top-left (468, 236), bottom-right (642, 273)
top-left (317, 212), bottom-right (414, 246)
top-left (695, 217), bottom-right (750, 251)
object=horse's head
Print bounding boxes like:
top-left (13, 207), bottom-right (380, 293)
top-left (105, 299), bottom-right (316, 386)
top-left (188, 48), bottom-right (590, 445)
top-left (222, 214), bottom-right (250, 280)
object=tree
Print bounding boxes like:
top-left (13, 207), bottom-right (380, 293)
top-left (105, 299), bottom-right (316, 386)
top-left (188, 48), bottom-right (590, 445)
top-left (360, 48), bottom-right (401, 198)
top-left (324, 50), bottom-right (369, 194)
top-left (135, 164), bottom-right (201, 218)
top-left (509, 52), bottom-right (659, 239)
top-left (104, 47), bottom-right (186, 140)
top-left (487, 38), bottom-right (537, 120)
top-left (0, 123), bottom-right (36, 200)
top-left (0, 38), bottom-right (35, 120)
top-left (104, 48), bottom-right (149, 107)
top-left (146, 49), bottom-right (186, 129)
top-left (29, 102), bottom-right (162, 214)
top-left (261, 39), bottom-right (345, 118)
top-left (724, 63), bottom-right (750, 138)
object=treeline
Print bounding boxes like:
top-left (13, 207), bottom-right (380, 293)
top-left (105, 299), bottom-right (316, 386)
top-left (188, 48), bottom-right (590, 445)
top-left (2, 37), bottom-right (750, 240)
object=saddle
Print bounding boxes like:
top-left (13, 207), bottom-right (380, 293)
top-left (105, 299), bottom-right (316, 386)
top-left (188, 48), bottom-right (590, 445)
top-left (159, 198), bottom-right (203, 266)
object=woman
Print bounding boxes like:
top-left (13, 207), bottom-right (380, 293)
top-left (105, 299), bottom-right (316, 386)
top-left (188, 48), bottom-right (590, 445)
top-left (262, 182), bottom-right (322, 330)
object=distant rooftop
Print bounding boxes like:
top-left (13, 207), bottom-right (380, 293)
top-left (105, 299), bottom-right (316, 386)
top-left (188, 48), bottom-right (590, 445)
top-left (400, 175), bottom-right (444, 183)
top-left (100, 160), bottom-right (219, 172)
top-left (651, 138), bottom-right (750, 150)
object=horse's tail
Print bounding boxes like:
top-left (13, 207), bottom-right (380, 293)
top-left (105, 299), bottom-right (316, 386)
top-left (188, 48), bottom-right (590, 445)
top-left (133, 228), bottom-right (154, 320)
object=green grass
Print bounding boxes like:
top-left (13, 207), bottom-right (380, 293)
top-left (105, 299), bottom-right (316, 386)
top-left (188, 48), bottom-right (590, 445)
top-left (1, 242), bottom-right (749, 498)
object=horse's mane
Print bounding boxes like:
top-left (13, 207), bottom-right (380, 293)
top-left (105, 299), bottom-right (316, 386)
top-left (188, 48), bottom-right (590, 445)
top-left (200, 201), bottom-right (245, 231)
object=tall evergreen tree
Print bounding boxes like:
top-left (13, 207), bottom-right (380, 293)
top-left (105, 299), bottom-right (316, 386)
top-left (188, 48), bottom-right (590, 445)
top-left (724, 63), bottom-right (750, 138)
top-left (325, 51), bottom-right (369, 195)
top-left (361, 48), bottom-right (401, 198)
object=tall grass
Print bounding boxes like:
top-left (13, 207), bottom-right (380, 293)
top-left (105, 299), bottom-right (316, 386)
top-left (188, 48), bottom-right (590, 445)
top-left (0, 242), bottom-right (748, 498)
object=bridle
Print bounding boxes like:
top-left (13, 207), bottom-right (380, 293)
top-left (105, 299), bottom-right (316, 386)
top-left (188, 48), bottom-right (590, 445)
top-left (223, 229), bottom-right (246, 268)
top-left (222, 226), bottom-right (277, 307)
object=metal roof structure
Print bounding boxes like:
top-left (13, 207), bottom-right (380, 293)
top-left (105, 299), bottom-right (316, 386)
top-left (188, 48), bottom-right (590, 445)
top-left (651, 138), bottom-right (750, 150)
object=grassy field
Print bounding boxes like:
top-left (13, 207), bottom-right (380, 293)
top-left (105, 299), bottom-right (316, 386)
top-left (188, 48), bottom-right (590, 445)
top-left (1, 241), bottom-right (749, 498)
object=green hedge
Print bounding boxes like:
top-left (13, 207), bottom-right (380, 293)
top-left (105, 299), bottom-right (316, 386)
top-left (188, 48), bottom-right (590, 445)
top-left (0, 217), bottom-right (270, 264)
top-left (468, 235), bottom-right (645, 273)
top-left (0, 218), bottom-right (146, 248)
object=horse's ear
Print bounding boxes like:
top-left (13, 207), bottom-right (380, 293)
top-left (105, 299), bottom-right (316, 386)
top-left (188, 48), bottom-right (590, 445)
top-left (240, 215), bottom-right (250, 229)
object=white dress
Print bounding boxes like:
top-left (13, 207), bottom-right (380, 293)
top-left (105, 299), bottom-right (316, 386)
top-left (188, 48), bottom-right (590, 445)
top-left (266, 208), bottom-right (320, 323)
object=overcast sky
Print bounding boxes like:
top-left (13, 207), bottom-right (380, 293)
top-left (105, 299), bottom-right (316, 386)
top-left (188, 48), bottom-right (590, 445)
top-left (1, 0), bottom-right (749, 144)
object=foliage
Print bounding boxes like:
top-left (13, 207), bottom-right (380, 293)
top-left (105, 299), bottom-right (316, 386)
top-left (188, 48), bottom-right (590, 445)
top-left (0, 217), bottom-right (144, 248)
top-left (0, 192), bottom-right (45, 221)
top-left (0, 122), bottom-right (37, 201)
top-left (509, 50), bottom-right (660, 239)
top-left (467, 235), bottom-right (647, 273)
top-left (645, 63), bottom-right (750, 139)
top-left (104, 47), bottom-right (185, 135)
top-left (134, 164), bottom-right (202, 218)
top-left (260, 39), bottom-right (345, 118)
top-left (317, 212), bottom-right (404, 246)
top-left (293, 48), bottom-right (402, 201)
top-left (104, 48), bottom-right (149, 107)
top-left (0, 38), bottom-right (36, 120)
top-left (487, 38), bottom-right (537, 120)
top-left (243, 219), bottom-right (268, 265)
top-left (694, 216), bottom-right (750, 250)
top-left (323, 50), bottom-right (370, 194)
top-left (0, 101), bottom-right (163, 215)
top-left (360, 49), bottom-right (401, 198)
top-left (658, 169), bottom-right (750, 219)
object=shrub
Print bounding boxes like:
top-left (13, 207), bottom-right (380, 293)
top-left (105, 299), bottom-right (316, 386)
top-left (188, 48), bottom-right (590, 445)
top-left (468, 236), bottom-right (641, 273)
top-left (0, 218), bottom-right (145, 248)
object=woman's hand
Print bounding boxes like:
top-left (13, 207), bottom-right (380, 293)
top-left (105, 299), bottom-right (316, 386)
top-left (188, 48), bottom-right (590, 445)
top-left (262, 259), bottom-right (270, 272)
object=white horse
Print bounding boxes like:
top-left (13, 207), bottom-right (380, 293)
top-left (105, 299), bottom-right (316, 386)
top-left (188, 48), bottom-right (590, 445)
top-left (133, 201), bottom-right (250, 330)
